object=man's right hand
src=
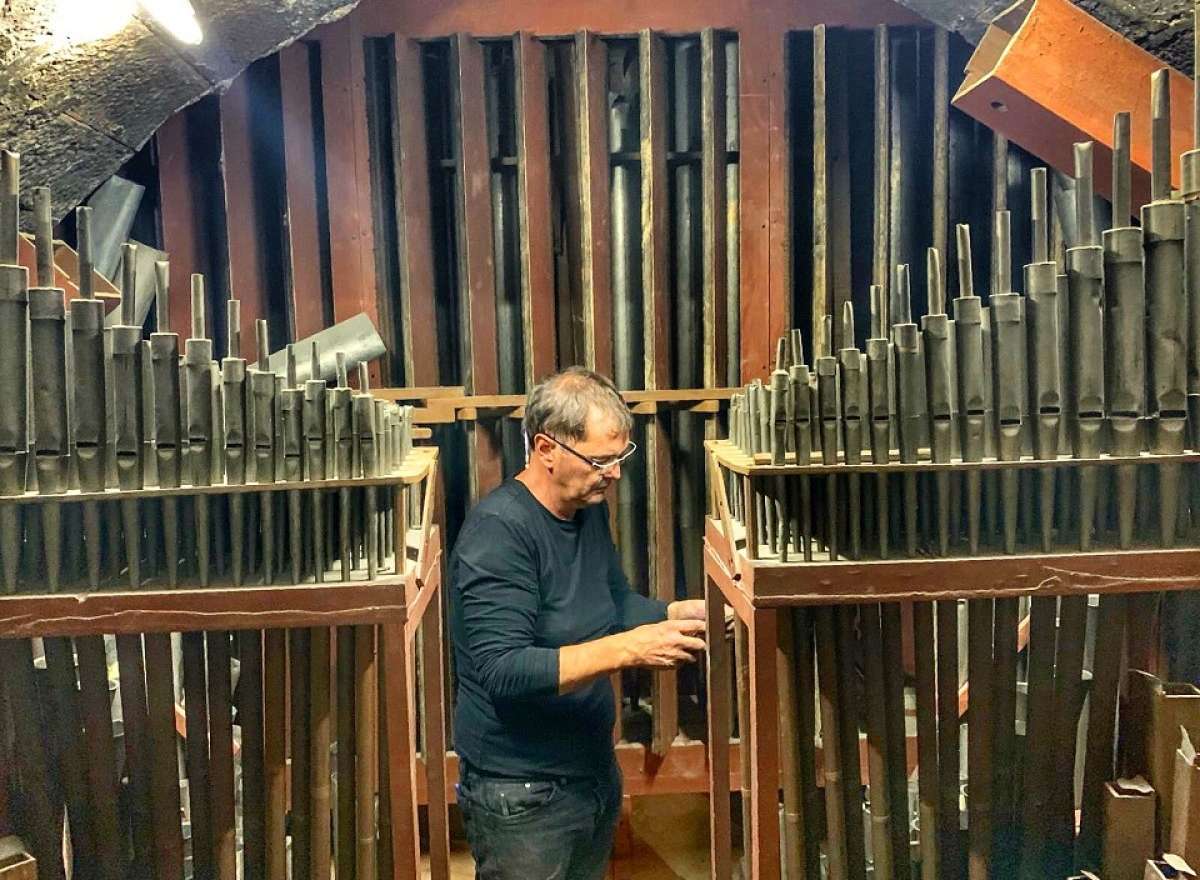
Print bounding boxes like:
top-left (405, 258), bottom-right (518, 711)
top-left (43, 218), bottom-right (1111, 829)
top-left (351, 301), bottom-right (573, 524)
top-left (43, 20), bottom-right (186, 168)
top-left (618, 619), bottom-right (706, 669)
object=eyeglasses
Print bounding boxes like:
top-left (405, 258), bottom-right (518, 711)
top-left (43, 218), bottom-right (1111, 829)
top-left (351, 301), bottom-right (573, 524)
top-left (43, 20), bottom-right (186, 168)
top-left (537, 434), bottom-right (638, 473)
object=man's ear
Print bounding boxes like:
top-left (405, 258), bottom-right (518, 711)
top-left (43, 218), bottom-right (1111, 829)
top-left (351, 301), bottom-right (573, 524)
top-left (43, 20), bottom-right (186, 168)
top-left (531, 433), bottom-right (557, 467)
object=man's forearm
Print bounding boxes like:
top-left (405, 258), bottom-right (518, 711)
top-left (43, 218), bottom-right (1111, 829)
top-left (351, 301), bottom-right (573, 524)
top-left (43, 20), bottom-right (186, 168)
top-left (557, 633), bottom-right (630, 695)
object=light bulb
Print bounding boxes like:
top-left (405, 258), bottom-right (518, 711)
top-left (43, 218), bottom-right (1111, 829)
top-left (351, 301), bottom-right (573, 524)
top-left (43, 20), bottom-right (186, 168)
top-left (49, 0), bottom-right (137, 47)
top-left (139, 0), bottom-right (204, 45)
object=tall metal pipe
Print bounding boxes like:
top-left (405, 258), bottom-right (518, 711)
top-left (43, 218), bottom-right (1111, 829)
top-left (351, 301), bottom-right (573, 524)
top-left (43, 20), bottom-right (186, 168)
top-left (1142, 73), bottom-right (1187, 546)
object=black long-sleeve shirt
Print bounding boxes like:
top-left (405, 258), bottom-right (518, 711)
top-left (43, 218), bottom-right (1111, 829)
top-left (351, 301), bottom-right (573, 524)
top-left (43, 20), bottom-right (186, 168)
top-left (448, 478), bottom-right (667, 779)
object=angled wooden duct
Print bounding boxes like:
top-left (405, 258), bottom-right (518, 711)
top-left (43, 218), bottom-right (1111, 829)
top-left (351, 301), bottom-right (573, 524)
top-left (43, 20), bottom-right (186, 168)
top-left (953, 0), bottom-right (1194, 217)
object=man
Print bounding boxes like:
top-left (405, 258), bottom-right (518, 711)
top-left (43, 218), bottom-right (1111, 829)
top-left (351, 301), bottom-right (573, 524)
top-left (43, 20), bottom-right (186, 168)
top-left (448, 367), bottom-right (707, 880)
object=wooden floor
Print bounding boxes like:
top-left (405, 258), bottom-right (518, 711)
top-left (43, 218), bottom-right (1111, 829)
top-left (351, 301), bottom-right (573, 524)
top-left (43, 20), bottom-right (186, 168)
top-left (420, 793), bottom-right (734, 880)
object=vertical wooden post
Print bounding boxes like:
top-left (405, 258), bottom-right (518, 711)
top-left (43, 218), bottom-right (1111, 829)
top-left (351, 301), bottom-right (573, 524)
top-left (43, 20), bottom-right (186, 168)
top-left (156, 113), bottom-right (201, 336)
top-left (515, 32), bottom-right (558, 384)
top-left (576, 30), bottom-right (614, 378)
top-left (219, 72), bottom-right (266, 360)
top-left (383, 620), bottom-right (420, 880)
top-left (421, 588), bottom-right (451, 880)
top-left (391, 36), bottom-right (441, 386)
top-left (640, 27), bottom-right (679, 758)
top-left (738, 25), bottom-right (788, 378)
top-left (319, 14), bottom-right (382, 382)
top-left (705, 576), bottom-right (733, 880)
top-left (278, 41), bottom-right (330, 342)
top-left (452, 33), bottom-right (503, 498)
top-left (748, 608), bottom-right (782, 880)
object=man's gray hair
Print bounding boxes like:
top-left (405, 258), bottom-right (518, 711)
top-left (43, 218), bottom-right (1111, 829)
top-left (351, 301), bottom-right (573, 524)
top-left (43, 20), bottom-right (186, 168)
top-left (523, 367), bottom-right (632, 443)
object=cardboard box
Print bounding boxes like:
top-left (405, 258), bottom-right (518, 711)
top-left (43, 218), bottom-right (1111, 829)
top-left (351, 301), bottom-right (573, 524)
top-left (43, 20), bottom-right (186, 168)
top-left (1105, 777), bottom-right (1157, 880)
top-left (1125, 671), bottom-right (1200, 847)
top-left (1171, 727), bottom-right (1200, 867)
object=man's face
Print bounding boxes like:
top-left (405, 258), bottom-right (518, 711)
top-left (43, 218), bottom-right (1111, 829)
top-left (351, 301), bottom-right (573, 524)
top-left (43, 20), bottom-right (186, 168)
top-left (540, 409), bottom-right (629, 508)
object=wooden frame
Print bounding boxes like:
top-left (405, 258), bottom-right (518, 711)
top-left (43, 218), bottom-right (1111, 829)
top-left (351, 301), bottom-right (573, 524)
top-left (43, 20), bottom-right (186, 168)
top-left (0, 450), bottom-right (448, 880)
top-left (703, 438), bottom-right (1200, 880)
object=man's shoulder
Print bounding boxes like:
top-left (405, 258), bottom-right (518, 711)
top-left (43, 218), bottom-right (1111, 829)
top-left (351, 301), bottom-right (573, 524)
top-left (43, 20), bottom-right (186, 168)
top-left (468, 480), bottom-right (532, 523)
top-left (456, 482), bottom-right (536, 547)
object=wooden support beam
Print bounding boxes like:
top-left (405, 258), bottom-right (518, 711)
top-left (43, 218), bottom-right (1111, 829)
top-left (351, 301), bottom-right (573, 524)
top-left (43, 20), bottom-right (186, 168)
top-left (385, 37), bottom-right (438, 388)
top-left (278, 41), bottom-right (329, 342)
top-left (319, 14), bottom-right (382, 382)
top-left (452, 33), bottom-right (504, 499)
top-left (954, 0), bottom-right (1195, 215)
top-left (156, 112), bottom-right (201, 337)
top-left (382, 622), bottom-right (421, 880)
top-left (219, 71), bottom-right (267, 361)
top-left (575, 30), bottom-right (613, 377)
top-left (0, 582), bottom-right (407, 639)
top-left (706, 577), bottom-right (734, 880)
top-left (640, 28), bottom-right (678, 758)
top-left (420, 589), bottom-right (451, 880)
top-left (748, 608), bottom-right (782, 880)
top-left (515, 32), bottom-right (557, 385)
top-left (738, 25), bottom-right (787, 378)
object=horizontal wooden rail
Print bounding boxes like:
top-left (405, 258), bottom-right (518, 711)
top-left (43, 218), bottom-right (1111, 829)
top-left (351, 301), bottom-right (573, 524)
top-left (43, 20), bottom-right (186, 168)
top-left (706, 517), bottom-right (1200, 607)
top-left (375, 386), bottom-right (737, 423)
top-left (711, 439), bottom-right (1200, 476)
top-left (0, 581), bottom-right (408, 639)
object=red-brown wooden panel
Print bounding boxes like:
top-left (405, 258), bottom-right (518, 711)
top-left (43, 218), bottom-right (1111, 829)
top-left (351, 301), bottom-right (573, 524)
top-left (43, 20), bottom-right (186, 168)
top-left (278, 41), bottom-right (328, 342)
top-left (515, 32), bottom-right (557, 385)
top-left (640, 29), bottom-right (678, 757)
top-left (737, 26), bottom-right (774, 380)
top-left (764, 26), bottom-right (790, 359)
top-left (357, 0), bottom-right (922, 39)
top-left (319, 14), bottom-right (383, 384)
top-left (220, 71), bottom-right (267, 361)
top-left (641, 30), bottom-right (669, 394)
top-left (156, 112), bottom-right (201, 338)
top-left (391, 36), bottom-right (440, 387)
top-left (575, 30), bottom-right (613, 378)
top-left (453, 33), bottom-right (500, 398)
top-left (453, 33), bottom-right (503, 497)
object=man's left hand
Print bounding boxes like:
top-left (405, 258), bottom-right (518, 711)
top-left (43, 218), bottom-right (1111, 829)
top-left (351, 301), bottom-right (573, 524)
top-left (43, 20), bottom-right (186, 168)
top-left (666, 599), bottom-right (706, 621)
top-left (667, 599), bottom-right (735, 634)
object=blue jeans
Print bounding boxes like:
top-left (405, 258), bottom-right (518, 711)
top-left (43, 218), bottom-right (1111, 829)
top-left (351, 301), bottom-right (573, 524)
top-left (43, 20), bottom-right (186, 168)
top-left (457, 761), bottom-right (623, 880)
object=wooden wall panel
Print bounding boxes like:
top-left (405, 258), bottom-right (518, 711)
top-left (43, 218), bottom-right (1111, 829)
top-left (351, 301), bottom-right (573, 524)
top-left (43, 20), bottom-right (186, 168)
top-left (452, 33), bottom-right (503, 497)
top-left (357, 0), bottom-right (921, 38)
top-left (640, 29), bottom-right (678, 757)
top-left (278, 41), bottom-right (329, 342)
top-left (219, 72), bottom-right (267, 360)
top-left (156, 113), bottom-right (201, 338)
top-left (737, 26), bottom-right (777, 379)
top-left (515, 32), bottom-right (557, 385)
top-left (319, 14), bottom-right (383, 384)
top-left (575, 30), bottom-right (613, 377)
top-left (392, 37), bottom-right (440, 387)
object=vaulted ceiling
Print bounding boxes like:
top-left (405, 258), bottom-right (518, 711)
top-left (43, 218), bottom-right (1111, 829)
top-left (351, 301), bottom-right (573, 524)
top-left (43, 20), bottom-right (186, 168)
top-left (0, 0), bottom-right (360, 224)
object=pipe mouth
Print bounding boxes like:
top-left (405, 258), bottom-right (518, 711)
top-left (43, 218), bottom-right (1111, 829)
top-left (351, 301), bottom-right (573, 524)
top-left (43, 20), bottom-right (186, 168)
top-left (1160, 409), bottom-right (1187, 420)
top-left (1079, 411), bottom-right (1104, 420)
top-left (1039, 407), bottom-right (1060, 416)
